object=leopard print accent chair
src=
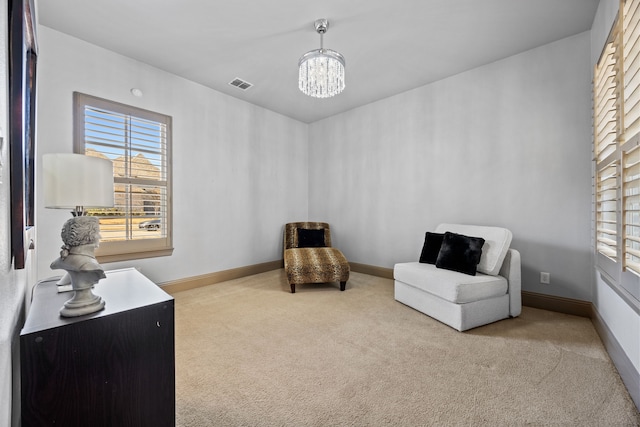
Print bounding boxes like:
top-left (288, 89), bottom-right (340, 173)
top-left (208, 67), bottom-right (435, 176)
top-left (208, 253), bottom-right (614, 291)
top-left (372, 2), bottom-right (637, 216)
top-left (283, 222), bottom-right (350, 293)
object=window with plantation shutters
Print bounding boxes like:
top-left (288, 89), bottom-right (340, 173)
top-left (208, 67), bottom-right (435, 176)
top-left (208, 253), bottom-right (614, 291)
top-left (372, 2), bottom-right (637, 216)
top-left (593, 0), bottom-right (640, 306)
top-left (74, 92), bottom-right (173, 262)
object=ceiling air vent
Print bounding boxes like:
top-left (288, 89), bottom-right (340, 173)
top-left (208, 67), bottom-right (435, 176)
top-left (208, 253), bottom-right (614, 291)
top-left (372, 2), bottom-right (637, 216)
top-left (229, 77), bottom-right (253, 91)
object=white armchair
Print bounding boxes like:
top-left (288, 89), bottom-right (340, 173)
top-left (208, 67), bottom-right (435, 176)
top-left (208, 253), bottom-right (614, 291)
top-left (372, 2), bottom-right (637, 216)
top-left (393, 223), bottom-right (521, 331)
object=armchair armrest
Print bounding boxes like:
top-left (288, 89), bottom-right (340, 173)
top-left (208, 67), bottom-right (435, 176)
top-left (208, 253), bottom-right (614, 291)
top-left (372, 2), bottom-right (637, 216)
top-left (499, 249), bottom-right (522, 317)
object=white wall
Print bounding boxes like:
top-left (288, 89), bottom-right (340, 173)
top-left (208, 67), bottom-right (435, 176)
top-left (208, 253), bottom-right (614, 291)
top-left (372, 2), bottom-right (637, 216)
top-left (35, 26), bottom-right (309, 284)
top-left (308, 32), bottom-right (593, 301)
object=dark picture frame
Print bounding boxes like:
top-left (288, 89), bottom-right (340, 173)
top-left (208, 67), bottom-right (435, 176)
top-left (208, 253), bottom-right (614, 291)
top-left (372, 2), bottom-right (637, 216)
top-left (8, 0), bottom-right (37, 269)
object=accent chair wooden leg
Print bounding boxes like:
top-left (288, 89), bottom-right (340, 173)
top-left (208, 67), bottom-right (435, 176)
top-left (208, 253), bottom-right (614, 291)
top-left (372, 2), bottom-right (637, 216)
top-left (290, 284), bottom-right (296, 293)
top-left (340, 281), bottom-right (346, 291)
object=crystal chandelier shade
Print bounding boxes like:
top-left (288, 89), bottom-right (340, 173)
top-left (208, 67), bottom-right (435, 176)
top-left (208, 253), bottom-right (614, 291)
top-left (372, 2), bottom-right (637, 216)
top-left (298, 19), bottom-right (345, 98)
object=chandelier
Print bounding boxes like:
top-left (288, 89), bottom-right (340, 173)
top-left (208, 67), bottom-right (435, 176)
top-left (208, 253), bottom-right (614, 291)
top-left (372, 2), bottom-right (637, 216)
top-left (298, 19), bottom-right (345, 98)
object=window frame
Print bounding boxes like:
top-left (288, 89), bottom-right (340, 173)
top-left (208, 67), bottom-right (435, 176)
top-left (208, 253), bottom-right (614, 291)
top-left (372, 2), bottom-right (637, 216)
top-left (73, 92), bottom-right (173, 263)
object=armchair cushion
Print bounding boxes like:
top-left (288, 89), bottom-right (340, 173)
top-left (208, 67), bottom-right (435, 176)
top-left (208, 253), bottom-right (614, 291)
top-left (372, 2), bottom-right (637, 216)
top-left (394, 262), bottom-right (508, 304)
top-left (435, 232), bottom-right (485, 276)
top-left (297, 228), bottom-right (326, 248)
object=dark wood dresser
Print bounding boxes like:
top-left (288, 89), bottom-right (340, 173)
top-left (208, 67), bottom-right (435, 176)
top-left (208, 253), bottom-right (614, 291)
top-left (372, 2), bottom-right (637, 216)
top-left (20, 267), bottom-right (175, 426)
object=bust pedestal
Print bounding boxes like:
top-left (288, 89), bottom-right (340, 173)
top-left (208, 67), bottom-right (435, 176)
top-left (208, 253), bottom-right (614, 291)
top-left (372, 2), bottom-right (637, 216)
top-left (59, 269), bottom-right (106, 317)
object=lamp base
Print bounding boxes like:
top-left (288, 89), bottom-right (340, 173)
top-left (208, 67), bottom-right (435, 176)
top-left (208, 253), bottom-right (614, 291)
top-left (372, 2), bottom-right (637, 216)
top-left (60, 287), bottom-right (105, 317)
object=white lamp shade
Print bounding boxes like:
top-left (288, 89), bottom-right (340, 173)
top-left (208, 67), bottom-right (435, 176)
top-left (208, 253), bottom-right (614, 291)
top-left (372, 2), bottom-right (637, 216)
top-left (43, 153), bottom-right (114, 209)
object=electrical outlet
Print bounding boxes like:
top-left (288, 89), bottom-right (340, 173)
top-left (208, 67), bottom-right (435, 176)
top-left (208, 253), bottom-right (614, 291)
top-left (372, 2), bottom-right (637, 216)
top-left (540, 272), bottom-right (550, 284)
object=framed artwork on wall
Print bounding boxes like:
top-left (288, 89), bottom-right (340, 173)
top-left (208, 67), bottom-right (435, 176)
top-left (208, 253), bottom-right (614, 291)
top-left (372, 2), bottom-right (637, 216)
top-left (8, 0), bottom-right (37, 269)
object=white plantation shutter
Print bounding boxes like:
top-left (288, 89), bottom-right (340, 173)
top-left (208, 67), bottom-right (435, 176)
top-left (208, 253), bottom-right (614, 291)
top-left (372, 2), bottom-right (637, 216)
top-left (84, 107), bottom-right (168, 239)
top-left (594, 36), bottom-right (621, 262)
top-left (622, 0), bottom-right (640, 278)
top-left (624, 146), bottom-right (640, 274)
top-left (74, 92), bottom-right (173, 262)
top-left (596, 161), bottom-right (619, 260)
top-left (623, 0), bottom-right (640, 139)
top-left (594, 41), bottom-right (619, 162)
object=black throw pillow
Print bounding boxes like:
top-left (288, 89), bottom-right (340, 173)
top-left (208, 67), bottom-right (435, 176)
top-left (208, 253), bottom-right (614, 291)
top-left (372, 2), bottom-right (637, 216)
top-left (297, 228), bottom-right (326, 248)
top-left (419, 232), bottom-right (445, 264)
top-left (435, 232), bottom-right (485, 276)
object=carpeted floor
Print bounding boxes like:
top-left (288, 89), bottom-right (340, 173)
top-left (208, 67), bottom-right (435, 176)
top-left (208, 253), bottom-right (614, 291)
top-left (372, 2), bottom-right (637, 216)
top-left (171, 270), bottom-right (640, 426)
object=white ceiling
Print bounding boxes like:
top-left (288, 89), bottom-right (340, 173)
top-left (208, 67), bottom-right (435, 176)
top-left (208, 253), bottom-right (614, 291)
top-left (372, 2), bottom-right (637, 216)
top-left (36, 0), bottom-right (599, 123)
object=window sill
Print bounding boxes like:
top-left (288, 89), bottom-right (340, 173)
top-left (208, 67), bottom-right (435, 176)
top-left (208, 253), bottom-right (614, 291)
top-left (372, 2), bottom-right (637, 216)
top-left (97, 247), bottom-right (174, 264)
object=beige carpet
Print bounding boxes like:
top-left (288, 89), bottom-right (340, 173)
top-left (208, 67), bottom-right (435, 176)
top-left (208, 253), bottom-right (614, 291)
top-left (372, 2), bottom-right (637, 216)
top-left (172, 270), bottom-right (640, 426)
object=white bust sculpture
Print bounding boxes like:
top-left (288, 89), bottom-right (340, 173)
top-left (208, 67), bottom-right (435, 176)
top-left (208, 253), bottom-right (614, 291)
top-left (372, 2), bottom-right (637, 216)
top-left (51, 216), bottom-right (106, 317)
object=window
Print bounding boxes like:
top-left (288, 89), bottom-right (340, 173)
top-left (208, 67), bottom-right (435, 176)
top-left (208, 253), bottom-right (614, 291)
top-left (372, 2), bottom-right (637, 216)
top-left (74, 92), bottom-right (173, 262)
top-left (593, 0), bottom-right (640, 306)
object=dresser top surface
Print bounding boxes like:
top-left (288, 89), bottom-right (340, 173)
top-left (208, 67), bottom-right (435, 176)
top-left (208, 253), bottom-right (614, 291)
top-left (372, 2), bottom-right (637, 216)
top-left (21, 268), bottom-right (173, 335)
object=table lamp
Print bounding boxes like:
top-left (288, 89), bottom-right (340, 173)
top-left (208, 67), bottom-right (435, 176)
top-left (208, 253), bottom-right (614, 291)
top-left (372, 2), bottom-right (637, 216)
top-left (43, 153), bottom-right (114, 317)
